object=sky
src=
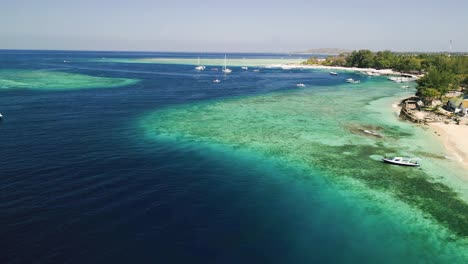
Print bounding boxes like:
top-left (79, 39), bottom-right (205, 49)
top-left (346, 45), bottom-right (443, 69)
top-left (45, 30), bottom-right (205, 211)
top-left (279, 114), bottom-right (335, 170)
top-left (1, 0), bottom-right (467, 52)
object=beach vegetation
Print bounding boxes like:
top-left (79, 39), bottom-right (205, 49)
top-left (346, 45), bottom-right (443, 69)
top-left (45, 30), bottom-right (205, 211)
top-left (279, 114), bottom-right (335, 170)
top-left (321, 54), bottom-right (347, 66)
top-left (305, 51), bottom-right (467, 74)
top-left (417, 88), bottom-right (441, 105)
top-left (304, 56), bottom-right (321, 65)
top-left (373, 51), bottom-right (397, 69)
top-left (345, 50), bottom-right (376, 68)
top-left (304, 51), bottom-right (468, 103)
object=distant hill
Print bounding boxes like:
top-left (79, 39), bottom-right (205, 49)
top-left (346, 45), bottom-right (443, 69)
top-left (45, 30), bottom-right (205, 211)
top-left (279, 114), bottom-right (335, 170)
top-left (293, 48), bottom-right (351, 55)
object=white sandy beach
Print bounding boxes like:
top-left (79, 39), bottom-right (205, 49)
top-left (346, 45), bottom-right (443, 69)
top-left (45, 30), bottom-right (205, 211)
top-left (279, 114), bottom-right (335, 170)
top-left (267, 64), bottom-right (403, 76)
top-left (429, 122), bottom-right (468, 168)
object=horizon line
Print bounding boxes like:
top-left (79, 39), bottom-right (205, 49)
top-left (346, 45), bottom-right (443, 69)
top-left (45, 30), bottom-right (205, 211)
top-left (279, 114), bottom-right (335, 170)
top-left (1, 48), bottom-right (467, 54)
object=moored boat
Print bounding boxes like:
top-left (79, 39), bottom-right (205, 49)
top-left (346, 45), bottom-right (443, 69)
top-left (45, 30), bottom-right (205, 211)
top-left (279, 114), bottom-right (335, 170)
top-left (382, 157), bottom-right (420, 167)
top-left (194, 57), bottom-right (205, 71)
top-left (346, 78), bottom-right (360, 84)
top-left (296, 83), bottom-right (305, 87)
top-left (222, 55), bottom-right (232, 74)
top-left (329, 72), bottom-right (338, 76)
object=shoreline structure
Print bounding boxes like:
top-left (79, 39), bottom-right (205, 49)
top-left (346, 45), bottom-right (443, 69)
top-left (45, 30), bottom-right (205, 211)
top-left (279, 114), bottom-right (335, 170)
top-left (269, 63), bottom-right (467, 169)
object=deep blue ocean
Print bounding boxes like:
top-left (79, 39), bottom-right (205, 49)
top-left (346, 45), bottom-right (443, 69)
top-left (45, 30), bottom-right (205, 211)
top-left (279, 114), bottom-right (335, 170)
top-left (0, 50), bottom-right (392, 263)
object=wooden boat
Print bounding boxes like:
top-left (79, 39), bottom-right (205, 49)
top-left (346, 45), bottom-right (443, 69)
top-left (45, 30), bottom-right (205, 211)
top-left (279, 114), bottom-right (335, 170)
top-left (382, 157), bottom-right (420, 167)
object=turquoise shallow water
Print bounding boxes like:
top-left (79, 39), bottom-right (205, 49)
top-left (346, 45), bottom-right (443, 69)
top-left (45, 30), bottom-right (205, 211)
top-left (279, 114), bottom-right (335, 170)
top-left (0, 69), bottom-right (138, 90)
top-left (142, 77), bottom-right (468, 262)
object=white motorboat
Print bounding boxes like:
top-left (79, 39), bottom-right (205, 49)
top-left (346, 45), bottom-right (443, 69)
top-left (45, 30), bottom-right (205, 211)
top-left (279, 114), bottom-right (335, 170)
top-left (382, 157), bottom-right (420, 167)
top-left (213, 79), bottom-right (221, 83)
top-left (329, 72), bottom-right (338, 76)
top-left (241, 66), bottom-right (248, 70)
top-left (222, 55), bottom-right (232, 74)
top-left (194, 57), bottom-right (205, 71)
top-left (0, 113), bottom-right (3, 119)
top-left (296, 83), bottom-right (305, 87)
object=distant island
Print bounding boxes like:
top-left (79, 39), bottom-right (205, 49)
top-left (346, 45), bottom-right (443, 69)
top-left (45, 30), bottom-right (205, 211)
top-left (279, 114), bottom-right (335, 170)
top-left (292, 48), bottom-right (351, 55)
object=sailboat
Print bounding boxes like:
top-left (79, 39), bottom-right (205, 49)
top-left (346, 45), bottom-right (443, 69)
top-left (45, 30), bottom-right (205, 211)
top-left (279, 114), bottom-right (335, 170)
top-left (194, 57), bottom-right (205, 71)
top-left (222, 55), bottom-right (232, 74)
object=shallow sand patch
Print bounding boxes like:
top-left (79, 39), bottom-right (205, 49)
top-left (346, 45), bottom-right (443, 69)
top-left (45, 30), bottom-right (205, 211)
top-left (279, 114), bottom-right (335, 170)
top-left (0, 70), bottom-right (139, 91)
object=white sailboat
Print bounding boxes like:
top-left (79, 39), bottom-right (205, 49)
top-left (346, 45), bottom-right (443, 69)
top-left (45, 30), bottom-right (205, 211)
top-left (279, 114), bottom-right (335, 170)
top-left (222, 55), bottom-right (232, 74)
top-left (194, 57), bottom-right (205, 71)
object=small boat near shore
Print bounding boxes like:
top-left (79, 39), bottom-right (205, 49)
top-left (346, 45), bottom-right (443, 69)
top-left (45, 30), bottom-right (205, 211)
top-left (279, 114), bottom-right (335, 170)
top-left (329, 72), bottom-right (338, 76)
top-left (382, 157), bottom-right (420, 167)
top-left (296, 83), bottom-right (305, 87)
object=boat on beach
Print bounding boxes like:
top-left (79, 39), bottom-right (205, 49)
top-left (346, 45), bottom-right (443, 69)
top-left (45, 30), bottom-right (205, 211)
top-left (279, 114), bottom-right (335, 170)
top-left (382, 157), bottom-right (420, 167)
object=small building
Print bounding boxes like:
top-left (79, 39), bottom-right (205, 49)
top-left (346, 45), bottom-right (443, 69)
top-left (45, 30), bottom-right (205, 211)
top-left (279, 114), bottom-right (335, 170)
top-left (447, 96), bottom-right (468, 115)
top-left (404, 100), bottom-right (418, 110)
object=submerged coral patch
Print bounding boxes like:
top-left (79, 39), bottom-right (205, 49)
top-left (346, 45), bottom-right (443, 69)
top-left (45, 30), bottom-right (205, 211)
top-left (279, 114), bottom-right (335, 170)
top-left (0, 70), bottom-right (139, 91)
top-left (142, 85), bottom-right (468, 239)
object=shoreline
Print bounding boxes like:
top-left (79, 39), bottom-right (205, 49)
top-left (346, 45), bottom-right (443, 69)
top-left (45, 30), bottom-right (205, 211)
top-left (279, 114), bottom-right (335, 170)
top-left (393, 98), bottom-right (468, 169)
top-left (266, 64), bottom-right (407, 76)
top-left (428, 122), bottom-right (468, 169)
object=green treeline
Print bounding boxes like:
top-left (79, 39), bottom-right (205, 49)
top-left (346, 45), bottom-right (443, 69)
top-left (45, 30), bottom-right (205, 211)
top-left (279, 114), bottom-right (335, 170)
top-left (305, 50), bottom-right (468, 100)
top-left (415, 55), bottom-right (468, 100)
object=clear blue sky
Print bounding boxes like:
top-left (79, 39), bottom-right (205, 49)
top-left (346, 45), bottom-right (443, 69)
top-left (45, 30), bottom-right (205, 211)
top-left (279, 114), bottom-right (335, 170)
top-left (1, 0), bottom-right (467, 52)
